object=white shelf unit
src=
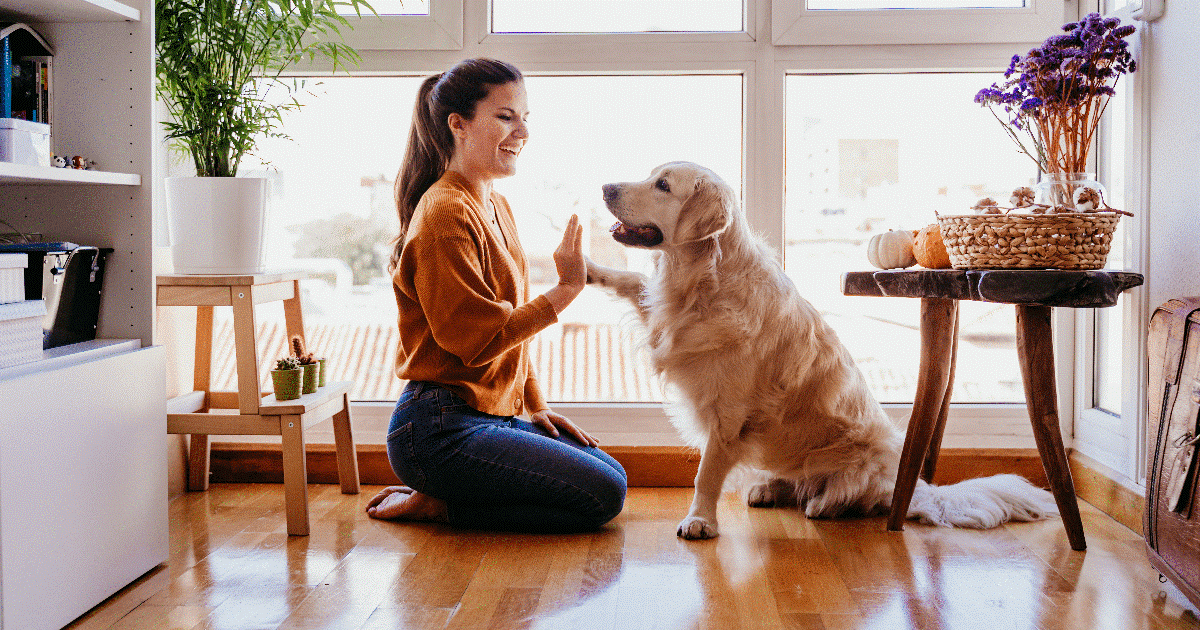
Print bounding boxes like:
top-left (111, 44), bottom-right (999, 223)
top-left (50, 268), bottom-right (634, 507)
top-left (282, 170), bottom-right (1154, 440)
top-left (0, 1), bottom-right (165, 629)
top-left (0, 161), bottom-right (141, 185)
top-left (0, 0), bottom-right (138, 23)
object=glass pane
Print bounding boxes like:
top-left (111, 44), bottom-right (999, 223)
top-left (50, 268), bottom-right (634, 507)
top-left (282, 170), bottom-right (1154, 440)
top-left (807, 0), bottom-right (1024, 8)
top-left (492, 0), bottom-right (742, 33)
top-left (238, 75), bottom-right (741, 403)
top-left (785, 73), bottom-right (1032, 403)
top-left (1095, 80), bottom-right (1128, 414)
top-left (339, 0), bottom-right (428, 15)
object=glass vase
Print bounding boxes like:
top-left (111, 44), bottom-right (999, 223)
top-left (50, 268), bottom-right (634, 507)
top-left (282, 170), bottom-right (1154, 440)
top-left (1033, 172), bottom-right (1108, 212)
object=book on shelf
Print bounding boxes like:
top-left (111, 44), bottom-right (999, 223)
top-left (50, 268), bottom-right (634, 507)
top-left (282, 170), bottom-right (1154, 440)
top-left (0, 23), bottom-right (53, 124)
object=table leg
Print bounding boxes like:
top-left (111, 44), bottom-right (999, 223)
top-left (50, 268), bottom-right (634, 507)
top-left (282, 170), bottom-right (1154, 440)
top-left (332, 392), bottom-right (361, 495)
top-left (922, 303), bottom-right (959, 483)
top-left (1015, 304), bottom-right (1086, 551)
top-left (889, 297), bottom-right (958, 532)
top-left (189, 305), bottom-right (215, 492)
top-left (281, 414), bottom-right (310, 536)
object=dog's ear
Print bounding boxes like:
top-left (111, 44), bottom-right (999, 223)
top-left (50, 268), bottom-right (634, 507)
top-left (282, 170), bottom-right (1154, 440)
top-left (675, 177), bottom-right (733, 245)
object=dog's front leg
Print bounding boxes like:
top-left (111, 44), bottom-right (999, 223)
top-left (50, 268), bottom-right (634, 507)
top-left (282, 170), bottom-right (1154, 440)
top-left (678, 432), bottom-right (739, 540)
top-left (585, 257), bottom-right (651, 323)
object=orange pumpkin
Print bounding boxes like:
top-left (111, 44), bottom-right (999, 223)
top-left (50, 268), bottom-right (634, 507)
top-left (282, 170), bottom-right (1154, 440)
top-left (912, 223), bottom-right (952, 269)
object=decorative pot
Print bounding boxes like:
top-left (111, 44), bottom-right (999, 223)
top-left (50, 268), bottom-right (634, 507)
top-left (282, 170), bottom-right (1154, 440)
top-left (301, 363), bottom-right (319, 394)
top-left (271, 368), bottom-right (302, 401)
top-left (165, 176), bottom-right (268, 274)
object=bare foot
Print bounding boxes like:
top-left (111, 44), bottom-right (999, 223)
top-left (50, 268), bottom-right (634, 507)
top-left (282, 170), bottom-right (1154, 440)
top-left (365, 486), bottom-right (448, 522)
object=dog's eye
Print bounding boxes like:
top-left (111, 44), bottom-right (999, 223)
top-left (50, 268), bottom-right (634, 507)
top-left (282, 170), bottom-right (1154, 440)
top-left (655, 179), bottom-right (670, 193)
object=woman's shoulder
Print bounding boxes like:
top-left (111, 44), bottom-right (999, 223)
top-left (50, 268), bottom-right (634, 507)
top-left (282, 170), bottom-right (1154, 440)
top-left (414, 185), bottom-right (476, 231)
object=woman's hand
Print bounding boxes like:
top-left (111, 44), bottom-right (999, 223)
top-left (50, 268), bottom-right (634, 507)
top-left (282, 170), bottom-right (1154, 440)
top-left (530, 408), bottom-right (599, 448)
top-left (544, 214), bottom-right (586, 314)
top-left (553, 214), bottom-right (586, 289)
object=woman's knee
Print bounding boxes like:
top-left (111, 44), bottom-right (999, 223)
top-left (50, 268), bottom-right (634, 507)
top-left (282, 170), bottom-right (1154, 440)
top-left (587, 464), bottom-right (627, 525)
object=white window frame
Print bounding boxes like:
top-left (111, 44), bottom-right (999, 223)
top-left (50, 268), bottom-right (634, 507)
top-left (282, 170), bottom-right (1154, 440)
top-left (281, 0), bottom-right (1137, 448)
top-left (339, 0), bottom-right (464, 50)
top-left (1070, 0), bottom-right (1152, 487)
top-left (773, 0), bottom-right (1073, 46)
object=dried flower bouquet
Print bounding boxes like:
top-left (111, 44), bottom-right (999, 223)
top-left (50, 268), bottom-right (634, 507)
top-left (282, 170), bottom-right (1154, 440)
top-left (975, 12), bottom-right (1136, 177)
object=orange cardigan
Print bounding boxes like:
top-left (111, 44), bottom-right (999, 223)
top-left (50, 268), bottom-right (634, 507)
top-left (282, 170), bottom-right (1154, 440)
top-left (392, 171), bottom-right (557, 416)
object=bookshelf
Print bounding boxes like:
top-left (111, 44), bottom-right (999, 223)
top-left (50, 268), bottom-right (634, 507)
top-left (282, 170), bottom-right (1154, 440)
top-left (0, 1), bottom-right (165, 629)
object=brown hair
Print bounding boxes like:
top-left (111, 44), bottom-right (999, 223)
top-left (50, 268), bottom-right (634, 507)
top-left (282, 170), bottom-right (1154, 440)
top-left (389, 58), bottom-right (524, 271)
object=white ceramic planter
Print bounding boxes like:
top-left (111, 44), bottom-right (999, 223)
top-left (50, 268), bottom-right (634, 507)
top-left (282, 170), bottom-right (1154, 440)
top-left (166, 176), bottom-right (268, 274)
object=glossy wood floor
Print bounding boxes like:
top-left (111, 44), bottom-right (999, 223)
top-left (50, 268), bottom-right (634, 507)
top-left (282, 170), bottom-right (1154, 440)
top-left (67, 483), bottom-right (1200, 630)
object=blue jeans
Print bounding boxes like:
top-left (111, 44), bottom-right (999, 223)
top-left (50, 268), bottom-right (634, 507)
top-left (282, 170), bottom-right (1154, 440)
top-left (386, 381), bottom-right (627, 533)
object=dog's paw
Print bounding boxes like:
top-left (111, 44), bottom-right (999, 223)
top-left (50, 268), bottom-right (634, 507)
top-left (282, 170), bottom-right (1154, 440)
top-left (584, 257), bottom-right (606, 286)
top-left (747, 478), bottom-right (798, 509)
top-left (676, 516), bottom-right (719, 540)
top-left (747, 483), bottom-right (776, 508)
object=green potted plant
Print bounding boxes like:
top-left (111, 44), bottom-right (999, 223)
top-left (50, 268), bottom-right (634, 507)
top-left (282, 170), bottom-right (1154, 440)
top-left (290, 335), bottom-right (322, 394)
top-left (271, 356), bottom-right (303, 401)
top-left (155, 0), bottom-right (374, 274)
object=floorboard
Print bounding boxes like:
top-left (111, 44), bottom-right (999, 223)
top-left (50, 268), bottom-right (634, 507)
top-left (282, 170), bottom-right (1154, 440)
top-left (66, 484), bottom-right (1200, 630)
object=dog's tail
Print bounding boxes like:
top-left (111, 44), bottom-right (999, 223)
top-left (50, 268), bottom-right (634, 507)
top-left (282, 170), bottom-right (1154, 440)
top-left (907, 474), bottom-right (1059, 528)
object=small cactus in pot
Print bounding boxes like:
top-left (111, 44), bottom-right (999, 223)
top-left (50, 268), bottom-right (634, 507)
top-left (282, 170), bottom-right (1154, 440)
top-left (271, 356), bottom-right (302, 401)
top-left (291, 335), bottom-right (322, 394)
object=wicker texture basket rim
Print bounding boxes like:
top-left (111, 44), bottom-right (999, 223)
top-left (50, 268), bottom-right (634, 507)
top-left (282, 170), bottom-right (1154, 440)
top-left (936, 211), bottom-right (1119, 271)
top-left (937, 211), bottom-right (1124, 220)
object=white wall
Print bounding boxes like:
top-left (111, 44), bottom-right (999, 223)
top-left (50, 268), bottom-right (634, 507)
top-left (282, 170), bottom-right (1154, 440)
top-left (1146, 4), bottom-right (1200, 306)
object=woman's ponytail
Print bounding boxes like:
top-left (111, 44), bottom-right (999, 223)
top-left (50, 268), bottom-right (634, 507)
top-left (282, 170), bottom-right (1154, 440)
top-left (389, 59), bottom-right (523, 273)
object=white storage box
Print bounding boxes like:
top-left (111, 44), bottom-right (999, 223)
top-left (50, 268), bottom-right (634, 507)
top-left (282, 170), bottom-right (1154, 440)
top-left (0, 299), bottom-right (45, 368)
top-left (0, 253), bottom-right (26, 303)
top-left (0, 118), bottom-right (51, 167)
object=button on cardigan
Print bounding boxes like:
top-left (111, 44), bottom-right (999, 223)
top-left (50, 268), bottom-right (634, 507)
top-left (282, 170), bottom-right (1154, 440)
top-left (392, 171), bottom-right (558, 416)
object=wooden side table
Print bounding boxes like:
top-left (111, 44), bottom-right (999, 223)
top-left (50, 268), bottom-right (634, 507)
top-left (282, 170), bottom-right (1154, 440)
top-left (157, 271), bottom-right (360, 536)
top-left (842, 269), bottom-right (1143, 551)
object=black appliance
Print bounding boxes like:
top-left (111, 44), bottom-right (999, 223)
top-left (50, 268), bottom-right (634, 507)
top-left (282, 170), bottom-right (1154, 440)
top-left (0, 242), bottom-right (112, 349)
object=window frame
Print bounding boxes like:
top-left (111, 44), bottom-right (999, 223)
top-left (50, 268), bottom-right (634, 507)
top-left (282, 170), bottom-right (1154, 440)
top-left (1070, 0), bottom-right (1151, 487)
top-left (772, 0), bottom-right (1072, 46)
top-left (338, 0), bottom-right (464, 50)
top-left (269, 0), bottom-right (1145, 453)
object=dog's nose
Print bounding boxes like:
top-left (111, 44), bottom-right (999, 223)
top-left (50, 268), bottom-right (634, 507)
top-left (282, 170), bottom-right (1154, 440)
top-left (602, 184), bottom-right (619, 205)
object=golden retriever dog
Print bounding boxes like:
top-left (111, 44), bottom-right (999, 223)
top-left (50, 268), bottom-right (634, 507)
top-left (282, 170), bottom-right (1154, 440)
top-left (586, 161), bottom-right (1059, 540)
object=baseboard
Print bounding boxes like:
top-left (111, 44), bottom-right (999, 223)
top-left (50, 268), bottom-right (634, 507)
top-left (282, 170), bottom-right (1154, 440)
top-left (1068, 450), bottom-right (1145, 535)
top-left (208, 443), bottom-right (1046, 488)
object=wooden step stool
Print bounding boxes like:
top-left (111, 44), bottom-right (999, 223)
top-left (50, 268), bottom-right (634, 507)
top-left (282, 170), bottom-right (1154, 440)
top-left (158, 271), bottom-right (360, 536)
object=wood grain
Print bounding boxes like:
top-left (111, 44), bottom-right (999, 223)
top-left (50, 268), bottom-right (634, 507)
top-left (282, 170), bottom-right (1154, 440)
top-left (65, 484), bottom-right (1200, 630)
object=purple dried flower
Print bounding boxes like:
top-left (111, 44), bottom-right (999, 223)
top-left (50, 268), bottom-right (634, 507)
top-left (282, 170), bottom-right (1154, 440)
top-left (976, 14), bottom-right (1137, 174)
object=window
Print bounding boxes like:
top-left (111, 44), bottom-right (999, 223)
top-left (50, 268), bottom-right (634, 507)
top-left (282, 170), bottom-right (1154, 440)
top-left (774, 0), bottom-right (1069, 45)
top-left (243, 74), bottom-right (742, 402)
top-left (184, 0), bottom-right (1141, 453)
top-left (1072, 0), bottom-right (1150, 485)
top-left (784, 72), bottom-right (1028, 403)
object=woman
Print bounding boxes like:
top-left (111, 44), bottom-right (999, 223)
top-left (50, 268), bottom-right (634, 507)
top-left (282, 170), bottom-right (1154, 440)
top-left (366, 58), bottom-right (627, 532)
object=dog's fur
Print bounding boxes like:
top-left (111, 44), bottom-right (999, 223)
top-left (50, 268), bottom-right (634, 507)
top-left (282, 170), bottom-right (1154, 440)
top-left (587, 161), bottom-right (1059, 539)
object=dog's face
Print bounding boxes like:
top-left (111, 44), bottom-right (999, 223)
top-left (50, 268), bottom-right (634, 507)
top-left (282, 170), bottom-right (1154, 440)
top-left (601, 162), bottom-right (735, 250)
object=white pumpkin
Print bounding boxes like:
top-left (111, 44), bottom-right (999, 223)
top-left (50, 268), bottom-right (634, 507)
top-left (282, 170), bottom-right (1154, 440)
top-left (867, 229), bottom-right (917, 270)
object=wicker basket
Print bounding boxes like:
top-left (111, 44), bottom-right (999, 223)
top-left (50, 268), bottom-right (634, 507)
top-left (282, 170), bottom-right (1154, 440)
top-left (937, 212), bottom-right (1121, 270)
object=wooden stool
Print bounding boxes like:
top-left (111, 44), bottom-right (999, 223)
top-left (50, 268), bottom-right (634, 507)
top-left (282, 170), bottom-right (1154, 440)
top-left (158, 271), bottom-right (360, 536)
top-left (843, 269), bottom-right (1144, 551)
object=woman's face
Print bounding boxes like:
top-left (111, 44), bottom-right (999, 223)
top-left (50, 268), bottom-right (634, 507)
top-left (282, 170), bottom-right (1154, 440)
top-left (449, 80), bottom-right (529, 181)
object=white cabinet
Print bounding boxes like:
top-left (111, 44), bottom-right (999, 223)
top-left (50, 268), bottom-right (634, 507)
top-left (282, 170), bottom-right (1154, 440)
top-left (0, 1), bottom-right (165, 628)
top-left (0, 345), bottom-right (166, 630)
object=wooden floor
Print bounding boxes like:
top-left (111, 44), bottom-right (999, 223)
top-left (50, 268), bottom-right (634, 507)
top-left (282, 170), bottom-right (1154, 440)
top-left (67, 483), bottom-right (1200, 630)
